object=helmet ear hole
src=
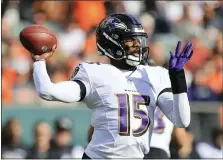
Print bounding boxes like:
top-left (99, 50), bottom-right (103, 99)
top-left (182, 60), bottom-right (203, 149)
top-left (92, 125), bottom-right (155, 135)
top-left (112, 34), bottom-right (119, 40)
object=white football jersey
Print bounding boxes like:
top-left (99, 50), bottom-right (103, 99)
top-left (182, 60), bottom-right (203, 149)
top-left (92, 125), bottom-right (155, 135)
top-left (70, 62), bottom-right (172, 158)
top-left (150, 108), bottom-right (174, 157)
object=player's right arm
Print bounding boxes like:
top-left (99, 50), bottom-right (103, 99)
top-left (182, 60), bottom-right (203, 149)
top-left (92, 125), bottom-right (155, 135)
top-left (32, 49), bottom-right (90, 103)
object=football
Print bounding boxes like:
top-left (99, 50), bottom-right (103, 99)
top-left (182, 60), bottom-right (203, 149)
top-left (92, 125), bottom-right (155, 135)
top-left (19, 25), bottom-right (57, 55)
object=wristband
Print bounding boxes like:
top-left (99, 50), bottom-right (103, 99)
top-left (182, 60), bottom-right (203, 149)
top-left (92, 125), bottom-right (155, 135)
top-left (169, 69), bottom-right (187, 94)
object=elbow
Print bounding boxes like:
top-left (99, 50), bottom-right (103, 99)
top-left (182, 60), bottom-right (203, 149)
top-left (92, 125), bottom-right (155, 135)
top-left (39, 93), bottom-right (53, 101)
top-left (176, 123), bottom-right (190, 128)
top-left (174, 108), bottom-right (191, 128)
top-left (183, 119), bottom-right (190, 128)
top-left (37, 88), bottom-right (53, 101)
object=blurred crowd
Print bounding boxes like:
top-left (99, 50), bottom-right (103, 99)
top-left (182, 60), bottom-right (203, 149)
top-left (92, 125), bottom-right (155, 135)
top-left (2, 0), bottom-right (223, 105)
top-left (2, 117), bottom-right (85, 159)
top-left (2, 117), bottom-right (222, 159)
top-left (169, 127), bottom-right (223, 159)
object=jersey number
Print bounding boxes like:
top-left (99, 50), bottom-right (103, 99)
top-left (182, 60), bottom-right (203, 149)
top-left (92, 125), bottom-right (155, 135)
top-left (153, 109), bottom-right (165, 134)
top-left (116, 94), bottom-right (150, 137)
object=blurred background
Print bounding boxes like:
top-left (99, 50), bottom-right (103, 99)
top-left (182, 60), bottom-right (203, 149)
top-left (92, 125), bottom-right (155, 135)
top-left (1, 0), bottom-right (223, 159)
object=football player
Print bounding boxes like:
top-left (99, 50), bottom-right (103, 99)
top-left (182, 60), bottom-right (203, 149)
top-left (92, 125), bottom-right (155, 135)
top-left (31, 14), bottom-right (193, 159)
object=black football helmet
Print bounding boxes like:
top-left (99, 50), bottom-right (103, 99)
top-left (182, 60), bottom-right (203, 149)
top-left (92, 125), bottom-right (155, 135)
top-left (96, 13), bottom-right (148, 68)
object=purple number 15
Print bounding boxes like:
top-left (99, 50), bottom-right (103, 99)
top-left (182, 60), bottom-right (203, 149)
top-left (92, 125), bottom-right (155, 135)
top-left (116, 94), bottom-right (150, 137)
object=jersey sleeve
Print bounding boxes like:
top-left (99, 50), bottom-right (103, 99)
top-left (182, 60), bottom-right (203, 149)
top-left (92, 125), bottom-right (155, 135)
top-left (69, 63), bottom-right (92, 101)
top-left (33, 61), bottom-right (82, 103)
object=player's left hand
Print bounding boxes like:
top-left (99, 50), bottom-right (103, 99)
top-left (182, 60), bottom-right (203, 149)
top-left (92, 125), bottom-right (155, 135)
top-left (169, 41), bottom-right (194, 71)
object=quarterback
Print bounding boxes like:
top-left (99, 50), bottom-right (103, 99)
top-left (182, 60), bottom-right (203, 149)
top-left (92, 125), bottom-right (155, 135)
top-left (31, 14), bottom-right (194, 159)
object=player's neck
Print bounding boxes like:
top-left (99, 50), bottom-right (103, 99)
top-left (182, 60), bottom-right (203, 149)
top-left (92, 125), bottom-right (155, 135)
top-left (111, 59), bottom-right (136, 71)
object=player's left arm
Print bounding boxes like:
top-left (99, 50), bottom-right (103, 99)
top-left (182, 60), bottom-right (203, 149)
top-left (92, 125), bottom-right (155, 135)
top-left (157, 41), bottom-right (194, 128)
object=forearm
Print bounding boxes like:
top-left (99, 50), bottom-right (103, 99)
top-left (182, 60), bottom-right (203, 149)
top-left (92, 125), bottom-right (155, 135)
top-left (158, 70), bottom-right (190, 127)
top-left (33, 61), bottom-right (81, 102)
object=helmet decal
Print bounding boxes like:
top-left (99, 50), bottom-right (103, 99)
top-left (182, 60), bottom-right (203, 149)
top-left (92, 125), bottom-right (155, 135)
top-left (100, 16), bottom-right (130, 32)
